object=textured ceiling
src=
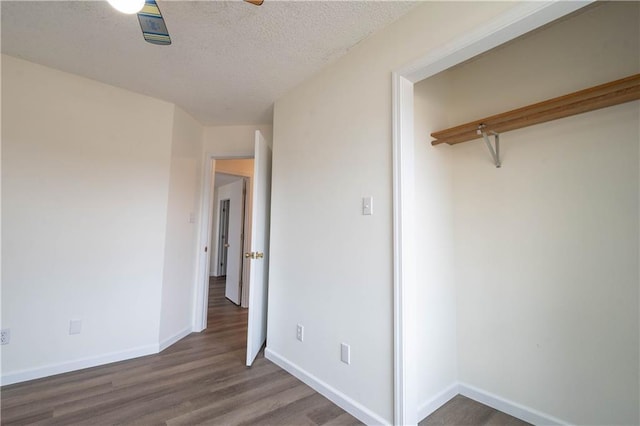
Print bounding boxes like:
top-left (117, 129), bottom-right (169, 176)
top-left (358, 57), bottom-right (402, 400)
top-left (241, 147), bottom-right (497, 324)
top-left (1, 0), bottom-right (418, 125)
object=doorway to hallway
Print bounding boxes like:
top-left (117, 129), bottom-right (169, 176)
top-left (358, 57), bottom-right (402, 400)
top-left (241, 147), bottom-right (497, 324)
top-left (211, 174), bottom-right (249, 307)
top-left (194, 129), bottom-right (273, 367)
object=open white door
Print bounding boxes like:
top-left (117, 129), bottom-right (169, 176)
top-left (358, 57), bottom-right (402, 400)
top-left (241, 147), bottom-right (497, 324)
top-left (245, 130), bottom-right (272, 366)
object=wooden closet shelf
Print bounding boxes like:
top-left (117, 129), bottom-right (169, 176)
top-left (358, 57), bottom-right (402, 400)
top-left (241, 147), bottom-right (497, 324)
top-left (431, 73), bottom-right (640, 146)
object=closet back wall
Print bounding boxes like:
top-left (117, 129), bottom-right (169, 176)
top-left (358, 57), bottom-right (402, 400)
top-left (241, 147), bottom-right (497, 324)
top-left (449, 3), bottom-right (637, 424)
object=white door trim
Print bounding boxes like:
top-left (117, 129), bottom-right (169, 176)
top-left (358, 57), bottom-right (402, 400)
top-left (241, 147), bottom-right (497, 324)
top-left (392, 71), bottom-right (415, 426)
top-left (391, 2), bottom-right (593, 424)
top-left (193, 152), bottom-right (254, 332)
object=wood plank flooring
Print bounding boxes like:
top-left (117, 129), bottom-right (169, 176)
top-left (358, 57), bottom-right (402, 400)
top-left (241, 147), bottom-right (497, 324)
top-left (0, 277), bottom-right (361, 425)
top-left (420, 395), bottom-right (531, 426)
top-left (2, 277), bottom-right (530, 425)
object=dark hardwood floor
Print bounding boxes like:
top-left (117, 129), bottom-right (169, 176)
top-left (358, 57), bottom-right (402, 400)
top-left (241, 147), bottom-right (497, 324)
top-left (0, 277), bottom-right (360, 425)
top-left (1, 277), bottom-right (529, 425)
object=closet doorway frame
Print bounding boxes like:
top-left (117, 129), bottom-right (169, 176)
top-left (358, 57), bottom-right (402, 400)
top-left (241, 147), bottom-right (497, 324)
top-left (390, 2), bottom-right (593, 424)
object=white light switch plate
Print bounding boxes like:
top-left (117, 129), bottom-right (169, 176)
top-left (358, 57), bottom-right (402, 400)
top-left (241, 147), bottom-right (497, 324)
top-left (362, 196), bottom-right (373, 215)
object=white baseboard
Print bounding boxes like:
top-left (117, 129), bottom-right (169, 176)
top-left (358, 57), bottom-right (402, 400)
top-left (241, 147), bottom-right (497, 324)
top-left (417, 382), bottom-right (460, 422)
top-left (1, 343), bottom-right (159, 386)
top-left (265, 348), bottom-right (390, 426)
top-left (459, 382), bottom-right (568, 425)
top-left (159, 326), bottom-right (193, 352)
top-left (2, 326), bottom-right (195, 386)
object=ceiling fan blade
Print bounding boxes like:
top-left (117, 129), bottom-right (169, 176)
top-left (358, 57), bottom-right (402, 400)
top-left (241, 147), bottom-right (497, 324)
top-left (244, 0), bottom-right (264, 6)
top-left (137, 0), bottom-right (171, 45)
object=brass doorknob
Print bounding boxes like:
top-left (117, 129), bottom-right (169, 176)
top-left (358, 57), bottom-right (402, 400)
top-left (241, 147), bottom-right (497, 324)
top-left (256, 252), bottom-right (264, 259)
top-left (245, 252), bottom-right (256, 259)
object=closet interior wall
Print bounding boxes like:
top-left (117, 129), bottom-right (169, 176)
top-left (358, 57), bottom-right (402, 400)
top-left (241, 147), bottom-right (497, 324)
top-left (414, 3), bottom-right (639, 424)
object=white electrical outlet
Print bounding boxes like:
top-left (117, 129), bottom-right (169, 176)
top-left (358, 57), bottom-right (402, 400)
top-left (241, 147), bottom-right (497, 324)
top-left (296, 324), bottom-right (304, 342)
top-left (341, 343), bottom-right (350, 364)
top-left (1, 329), bottom-right (10, 345)
top-left (69, 319), bottom-right (82, 335)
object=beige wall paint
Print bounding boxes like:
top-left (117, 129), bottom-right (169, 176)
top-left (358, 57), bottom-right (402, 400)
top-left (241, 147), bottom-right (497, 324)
top-left (413, 71), bottom-right (457, 416)
top-left (159, 106), bottom-right (204, 346)
top-left (450, 3), bottom-right (639, 424)
top-left (203, 125), bottom-right (272, 157)
top-left (215, 159), bottom-right (254, 177)
top-left (1, 55), bottom-right (174, 378)
top-left (1, 53), bottom-right (282, 383)
top-left (268, 2), bottom-right (517, 422)
top-left (414, 2), bottom-right (639, 424)
top-left (2, 55), bottom-right (206, 382)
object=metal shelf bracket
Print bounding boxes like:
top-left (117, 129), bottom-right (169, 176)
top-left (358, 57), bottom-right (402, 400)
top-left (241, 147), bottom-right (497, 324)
top-left (477, 124), bottom-right (501, 168)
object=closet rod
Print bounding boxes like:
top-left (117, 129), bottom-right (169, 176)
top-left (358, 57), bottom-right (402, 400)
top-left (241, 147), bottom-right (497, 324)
top-left (431, 73), bottom-right (640, 146)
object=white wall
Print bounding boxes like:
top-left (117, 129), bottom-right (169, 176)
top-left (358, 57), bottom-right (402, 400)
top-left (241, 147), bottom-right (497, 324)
top-left (268, 2), bottom-right (517, 423)
top-left (159, 106), bottom-right (204, 348)
top-left (203, 125), bottom-right (272, 157)
top-left (413, 72), bottom-right (457, 417)
top-left (414, 3), bottom-right (639, 424)
top-left (1, 55), bottom-right (174, 382)
top-left (454, 104), bottom-right (639, 426)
